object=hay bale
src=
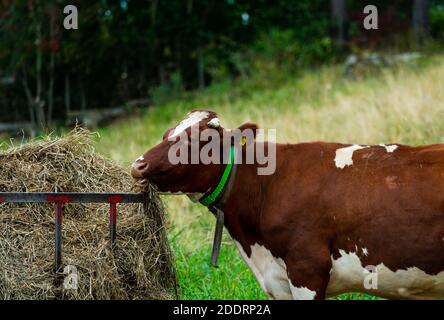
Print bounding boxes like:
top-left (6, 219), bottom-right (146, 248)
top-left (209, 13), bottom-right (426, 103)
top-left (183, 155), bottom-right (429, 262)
top-left (0, 128), bottom-right (176, 299)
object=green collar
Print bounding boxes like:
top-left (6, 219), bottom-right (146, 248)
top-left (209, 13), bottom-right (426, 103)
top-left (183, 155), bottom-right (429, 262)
top-left (199, 145), bottom-right (235, 207)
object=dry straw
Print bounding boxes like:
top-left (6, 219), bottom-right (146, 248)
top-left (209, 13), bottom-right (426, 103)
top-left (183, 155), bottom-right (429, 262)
top-left (0, 128), bottom-right (176, 299)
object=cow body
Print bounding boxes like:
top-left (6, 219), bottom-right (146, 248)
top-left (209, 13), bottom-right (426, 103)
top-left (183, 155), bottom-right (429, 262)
top-left (131, 110), bottom-right (444, 300)
top-left (224, 142), bottom-right (444, 299)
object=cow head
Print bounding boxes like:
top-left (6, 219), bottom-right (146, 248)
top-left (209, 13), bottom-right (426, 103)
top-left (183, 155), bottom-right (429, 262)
top-left (131, 109), bottom-right (258, 196)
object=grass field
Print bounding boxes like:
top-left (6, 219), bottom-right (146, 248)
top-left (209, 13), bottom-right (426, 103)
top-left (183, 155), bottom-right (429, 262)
top-left (96, 54), bottom-right (444, 299)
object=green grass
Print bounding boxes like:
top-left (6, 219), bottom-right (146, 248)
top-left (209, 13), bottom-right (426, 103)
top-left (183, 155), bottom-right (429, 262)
top-left (94, 54), bottom-right (444, 299)
top-left (173, 241), bottom-right (266, 299)
top-left (163, 196), bottom-right (266, 299)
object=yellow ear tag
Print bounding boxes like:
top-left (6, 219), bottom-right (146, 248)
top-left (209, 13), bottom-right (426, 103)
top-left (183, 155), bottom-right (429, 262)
top-left (241, 136), bottom-right (247, 146)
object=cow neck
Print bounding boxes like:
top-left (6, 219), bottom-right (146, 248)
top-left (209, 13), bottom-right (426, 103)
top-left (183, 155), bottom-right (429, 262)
top-left (199, 145), bottom-right (236, 209)
top-left (218, 153), bottom-right (267, 256)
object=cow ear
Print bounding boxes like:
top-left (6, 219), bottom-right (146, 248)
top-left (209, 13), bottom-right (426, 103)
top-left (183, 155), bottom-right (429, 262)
top-left (236, 122), bottom-right (258, 147)
top-left (237, 122), bottom-right (258, 139)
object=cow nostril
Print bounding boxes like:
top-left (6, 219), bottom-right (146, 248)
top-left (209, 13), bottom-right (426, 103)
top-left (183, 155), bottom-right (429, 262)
top-left (136, 162), bottom-right (148, 171)
top-left (132, 160), bottom-right (148, 171)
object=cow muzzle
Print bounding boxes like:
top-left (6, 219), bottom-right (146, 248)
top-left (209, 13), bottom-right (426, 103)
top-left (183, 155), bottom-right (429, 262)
top-left (131, 159), bottom-right (149, 179)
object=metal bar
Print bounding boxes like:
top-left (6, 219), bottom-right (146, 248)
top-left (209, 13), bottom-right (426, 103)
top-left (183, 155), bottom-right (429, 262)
top-left (108, 195), bottom-right (122, 246)
top-left (0, 192), bottom-right (144, 204)
top-left (109, 202), bottom-right (117, 245)
top-left (55, 201), bottom-right (63, 272)
top-left (210, 207), bottom-right (224, 268)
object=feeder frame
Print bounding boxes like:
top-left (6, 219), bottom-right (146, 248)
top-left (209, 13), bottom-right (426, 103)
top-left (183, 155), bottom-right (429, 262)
top-left (0, 192), bottom-right (145, 272)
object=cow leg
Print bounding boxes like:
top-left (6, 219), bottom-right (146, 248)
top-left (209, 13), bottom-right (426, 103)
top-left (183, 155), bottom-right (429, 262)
top-left (285, 247), bottom-right (332, 300)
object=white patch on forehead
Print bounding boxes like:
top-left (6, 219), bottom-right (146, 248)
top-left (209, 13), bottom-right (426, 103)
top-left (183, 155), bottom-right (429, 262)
top-left (326, 249), bottom-right (444, 299)
top-left (289, 284), bottom-right (316, 300)
top-left (334, 145), bottom-right (368, 169)
top-left (207, 117), bottom-right (220, 128)
top-left (379, 144), bottom-right (398, 153)
top-left (169, 111), bottom-right (210, 138)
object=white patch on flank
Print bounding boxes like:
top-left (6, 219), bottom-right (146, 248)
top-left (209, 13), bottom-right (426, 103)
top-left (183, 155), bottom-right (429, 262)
top-left (234, 242), bottom-right (293, 299)
top-left (289, 284), bottom-right (317, 300)
top-left (379, 144), bottom-right (398, 153)
top-left (326, 249), bottom-right (444, 299)
top-left (362, 247), bottom-right (368, 256)
top-left (234, 242), bottom-right (317, 300)
top-left (169, 111), bottom-right (210, 138)
top-left (334, 145), bottom-right (368, 169)
top-left (207, 117), bottom-right (220, 128)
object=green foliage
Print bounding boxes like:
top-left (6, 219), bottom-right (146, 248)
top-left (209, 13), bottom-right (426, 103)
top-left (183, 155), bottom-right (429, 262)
top-left (430, 2), bottom-right (444, 40)
top-left (249, 29), bottom-right (333, 76)
top-left (257, 29), bottom-right (331, 65)
top-left (150, 71), bottom-right (186, 106)
top-left (172, 239), bottom-right (266, 300)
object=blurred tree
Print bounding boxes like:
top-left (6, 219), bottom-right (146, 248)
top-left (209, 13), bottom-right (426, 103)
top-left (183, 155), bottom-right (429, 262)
top-left (413, 0), bottom-right (429, 46)
top-left (0, 0), bottom-right (442, 132)
top-left (331, 0), bottom-right (347, 49)
top-left (430, 0), bottom-right (444, 40)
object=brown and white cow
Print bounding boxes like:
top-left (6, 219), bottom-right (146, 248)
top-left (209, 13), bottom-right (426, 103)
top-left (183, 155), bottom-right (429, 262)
top-left (131, 109), bottom-right (444, 300)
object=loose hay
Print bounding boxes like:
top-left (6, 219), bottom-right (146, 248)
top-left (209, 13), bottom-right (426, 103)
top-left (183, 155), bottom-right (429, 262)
top-left (0, 128), bottom-right (177, 299)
